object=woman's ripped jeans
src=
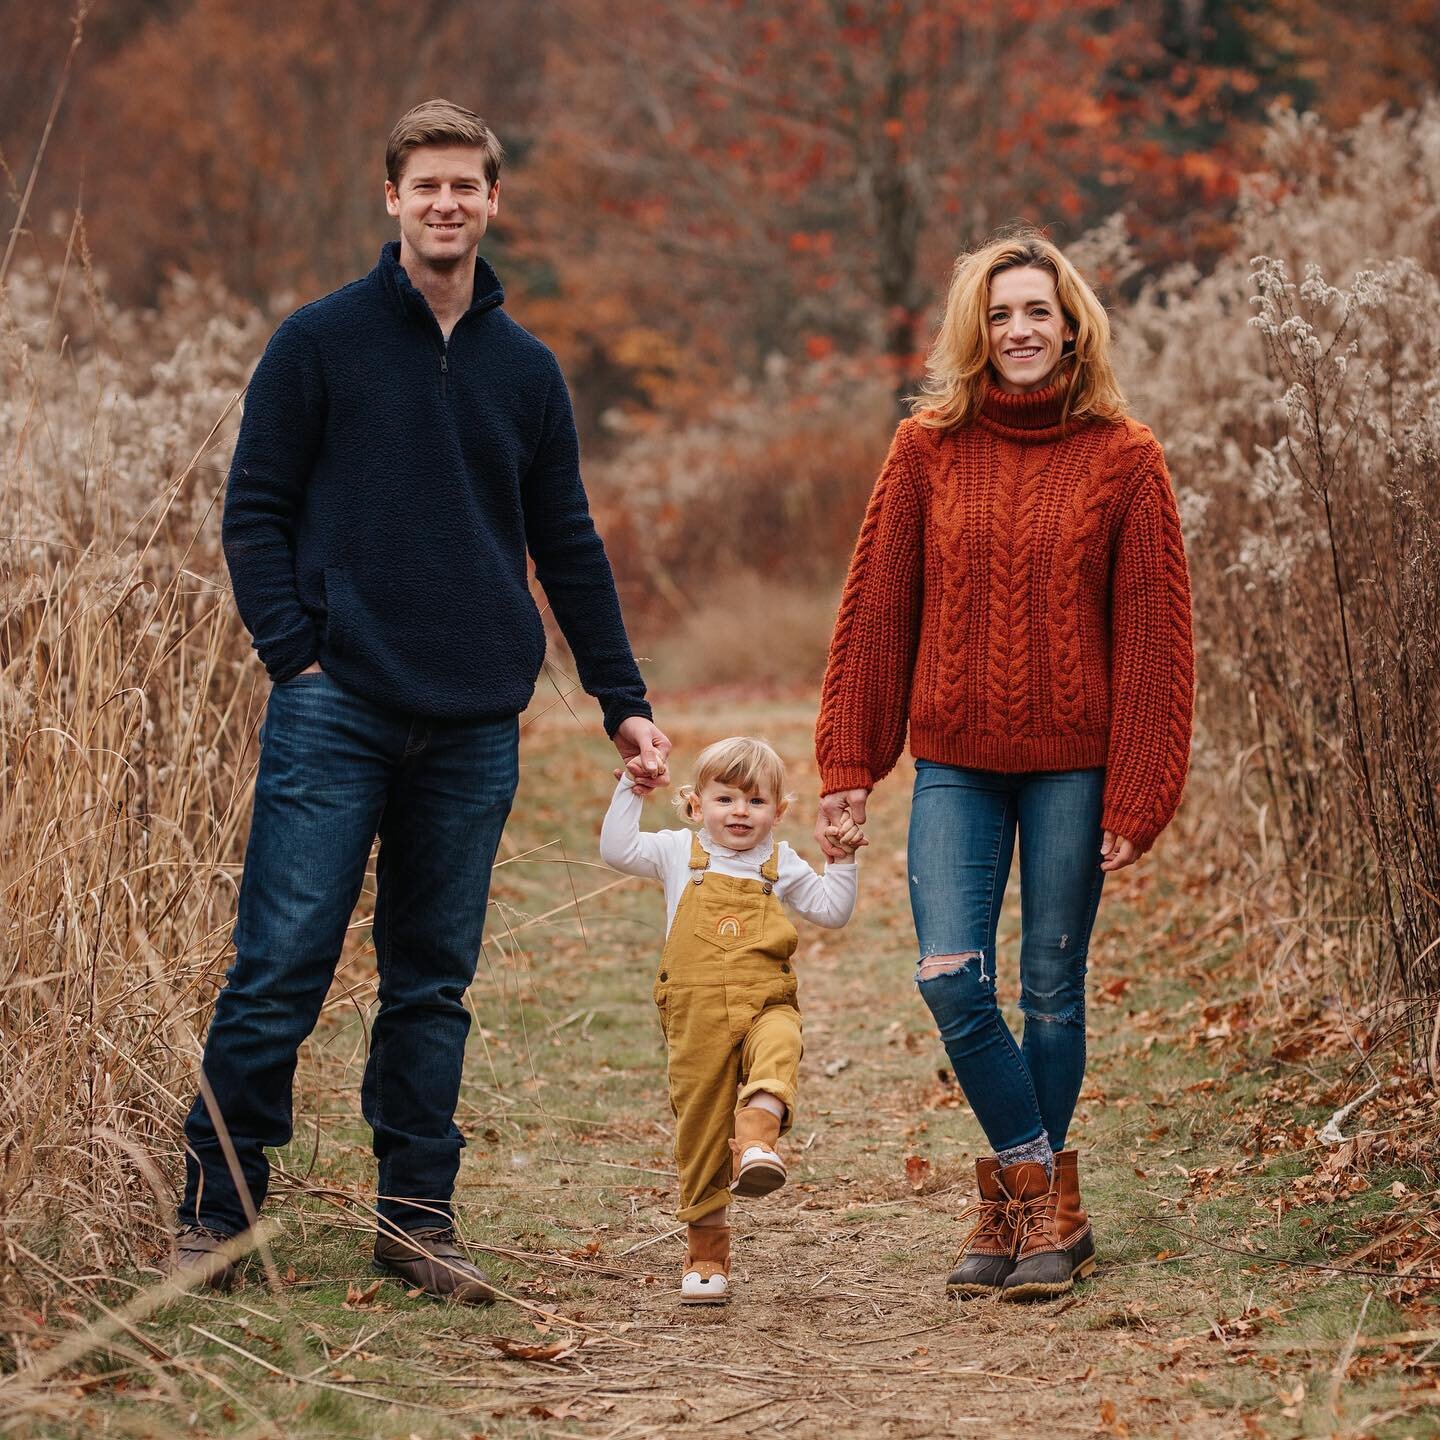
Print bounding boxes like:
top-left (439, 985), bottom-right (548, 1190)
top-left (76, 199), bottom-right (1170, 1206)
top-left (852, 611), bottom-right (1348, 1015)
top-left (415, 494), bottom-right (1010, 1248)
top-left (907, 761), bottom-right (1105, 1154)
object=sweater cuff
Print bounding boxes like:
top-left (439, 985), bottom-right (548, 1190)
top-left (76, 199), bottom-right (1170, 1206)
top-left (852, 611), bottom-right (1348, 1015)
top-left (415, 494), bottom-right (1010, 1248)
top-left (603, 698), bottom-right (654, 740)
top-left (259, 621), bottom-right (321, 685)
top-left (1100, 807), bottom-right (1162, 855)
top-left (818, 763), bottom-right (875, 796)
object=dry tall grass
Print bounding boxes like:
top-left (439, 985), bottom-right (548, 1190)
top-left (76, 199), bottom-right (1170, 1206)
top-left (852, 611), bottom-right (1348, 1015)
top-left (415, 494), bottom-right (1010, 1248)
top-left (1112, 100), bottom-right (1440, 1047)
top-left (1, 259), bottom-right (281, 1355)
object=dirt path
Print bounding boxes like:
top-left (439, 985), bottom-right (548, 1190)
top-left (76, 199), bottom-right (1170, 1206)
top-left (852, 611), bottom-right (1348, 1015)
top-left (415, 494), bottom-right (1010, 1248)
top-left (12, 700), bottom-right (1433, 1439)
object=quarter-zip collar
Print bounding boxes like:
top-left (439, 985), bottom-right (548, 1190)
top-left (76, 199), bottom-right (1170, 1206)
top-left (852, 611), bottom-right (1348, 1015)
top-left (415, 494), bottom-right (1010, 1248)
top-left (374, 240), bottom-right (506, 339)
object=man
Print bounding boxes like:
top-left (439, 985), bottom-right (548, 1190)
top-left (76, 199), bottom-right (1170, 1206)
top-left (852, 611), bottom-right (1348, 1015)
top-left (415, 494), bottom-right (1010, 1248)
top-left (176, 99), bottom-right (669, 1302)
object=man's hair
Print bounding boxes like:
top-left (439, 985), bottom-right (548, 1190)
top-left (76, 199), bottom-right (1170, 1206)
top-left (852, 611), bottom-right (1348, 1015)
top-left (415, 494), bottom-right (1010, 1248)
top-left (676, 737), bottom-right (791, 822)
top-left (909, 227), bottom-right (1127, 431)
top-left (385, 99), bottom-right (504, 189)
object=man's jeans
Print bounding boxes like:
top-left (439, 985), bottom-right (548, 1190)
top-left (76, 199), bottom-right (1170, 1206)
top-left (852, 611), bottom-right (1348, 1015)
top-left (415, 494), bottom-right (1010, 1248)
top-left (179, 670), bottom-right (519, 1235)
top-left (907, 761), bottom-right (1106, 1155)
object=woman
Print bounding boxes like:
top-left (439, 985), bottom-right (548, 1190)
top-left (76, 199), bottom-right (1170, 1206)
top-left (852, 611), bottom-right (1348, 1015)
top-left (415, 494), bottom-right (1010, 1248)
top-left (814, 232), bottom-right (1193, 1301)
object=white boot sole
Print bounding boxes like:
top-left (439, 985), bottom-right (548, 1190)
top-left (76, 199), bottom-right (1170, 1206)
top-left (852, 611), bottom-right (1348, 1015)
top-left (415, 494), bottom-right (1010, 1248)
top-left (731, 1144), bottom-right (786, 1197)
top-left (679, 1271), bottom-right (730, 1305)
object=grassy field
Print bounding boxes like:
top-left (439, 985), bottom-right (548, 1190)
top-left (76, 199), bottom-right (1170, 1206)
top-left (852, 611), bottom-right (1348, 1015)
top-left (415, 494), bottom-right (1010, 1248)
top-left (3, 697), bottom-right (1436, 1439)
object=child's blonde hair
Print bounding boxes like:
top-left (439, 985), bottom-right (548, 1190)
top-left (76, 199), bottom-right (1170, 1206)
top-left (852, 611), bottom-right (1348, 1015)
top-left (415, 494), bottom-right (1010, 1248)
top-left (676, 736), bottom-right (791, 824)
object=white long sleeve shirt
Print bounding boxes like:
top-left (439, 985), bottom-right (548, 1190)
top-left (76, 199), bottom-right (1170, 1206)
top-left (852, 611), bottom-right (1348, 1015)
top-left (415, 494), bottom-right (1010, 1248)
top-left (599, 776), bottom-right (857, 935)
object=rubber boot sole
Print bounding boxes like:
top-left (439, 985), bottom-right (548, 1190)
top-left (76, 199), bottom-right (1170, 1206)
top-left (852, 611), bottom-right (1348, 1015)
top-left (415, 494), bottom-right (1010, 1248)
top-left (999, 1253), bottom-right (1096, 1302)
top-left (946, 1278), bottom-right (1006, 1299)
top-left (731, 1158), bottom-right (786, 1197)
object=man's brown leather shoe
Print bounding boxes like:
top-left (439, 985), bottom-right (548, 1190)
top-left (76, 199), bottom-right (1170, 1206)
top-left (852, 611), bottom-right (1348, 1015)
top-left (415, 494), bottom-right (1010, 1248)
top-left (172, 1224), bottom-right (239, 1292)
top-left (372, 1226), bottom-right (496, 1304)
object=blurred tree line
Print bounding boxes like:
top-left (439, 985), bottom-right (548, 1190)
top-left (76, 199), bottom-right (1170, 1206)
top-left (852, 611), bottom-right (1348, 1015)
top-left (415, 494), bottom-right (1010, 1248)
top-left (3, 0), bottom-right (1437, 435)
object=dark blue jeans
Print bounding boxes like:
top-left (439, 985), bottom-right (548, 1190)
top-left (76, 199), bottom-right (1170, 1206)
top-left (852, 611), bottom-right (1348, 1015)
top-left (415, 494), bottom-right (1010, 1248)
top-left (907, 761), bottom-right (1105, 1155)
top-left (180, 670), bottom-right (519, 1235)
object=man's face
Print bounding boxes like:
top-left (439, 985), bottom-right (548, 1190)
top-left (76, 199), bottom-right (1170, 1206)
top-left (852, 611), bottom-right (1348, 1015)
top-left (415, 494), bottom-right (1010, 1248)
top-left (384, 145), bottom-right (499, 270)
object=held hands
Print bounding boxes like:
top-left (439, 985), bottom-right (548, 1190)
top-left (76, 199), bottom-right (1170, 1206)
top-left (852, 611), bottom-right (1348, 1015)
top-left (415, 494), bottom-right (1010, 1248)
top-left (612, 716), bottom-right (671, 795)
top-left (614, 755), bottom-right (669, 794)
top-left (815, 788), bottom-right (870, 862)
top-left (823, 812), bottom-right (867, 858)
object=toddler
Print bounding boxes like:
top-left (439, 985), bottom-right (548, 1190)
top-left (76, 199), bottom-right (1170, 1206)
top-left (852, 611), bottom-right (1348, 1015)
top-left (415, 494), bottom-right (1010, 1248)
top-left (600, 736), bottom-right (863, 1304)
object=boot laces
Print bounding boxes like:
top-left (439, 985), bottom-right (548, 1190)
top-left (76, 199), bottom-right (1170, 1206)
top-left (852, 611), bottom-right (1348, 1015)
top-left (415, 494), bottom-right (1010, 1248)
top-left (953, 1192), bottom-right (1025, 1262)
top-left (1013, 1184), bottom-right (1062, 1256)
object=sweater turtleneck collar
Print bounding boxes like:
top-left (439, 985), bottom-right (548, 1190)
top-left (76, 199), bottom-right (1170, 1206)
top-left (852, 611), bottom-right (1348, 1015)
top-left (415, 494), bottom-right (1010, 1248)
top-left (977, 377), bottom-right (1070, 439)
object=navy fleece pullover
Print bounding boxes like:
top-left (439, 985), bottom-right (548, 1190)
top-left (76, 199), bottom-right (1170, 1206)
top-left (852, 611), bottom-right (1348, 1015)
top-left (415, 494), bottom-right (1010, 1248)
top-left (221, 242), bottom-right (651, 734)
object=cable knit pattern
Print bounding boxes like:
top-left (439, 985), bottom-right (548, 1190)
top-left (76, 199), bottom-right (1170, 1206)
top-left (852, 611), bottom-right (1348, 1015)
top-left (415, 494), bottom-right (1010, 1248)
top-left (816, 381), bottom-right (1195, 853)
top-left (813, 426), bottom-right (924, 795)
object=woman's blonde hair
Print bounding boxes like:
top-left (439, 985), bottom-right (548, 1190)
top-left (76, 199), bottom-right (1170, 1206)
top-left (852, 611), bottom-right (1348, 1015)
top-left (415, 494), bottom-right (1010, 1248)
top-left (676, 737), bottom-right (790, 824)
top-left (910, 230), bottom-right (1126, 431)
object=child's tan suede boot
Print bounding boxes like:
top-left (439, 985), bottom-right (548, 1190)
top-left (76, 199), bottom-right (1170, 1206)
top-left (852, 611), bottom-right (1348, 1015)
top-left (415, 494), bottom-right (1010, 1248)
top-left (730, 1106), bottom-right (786, 1197)
top-left (680, 1222), bottom-right (731, 1304)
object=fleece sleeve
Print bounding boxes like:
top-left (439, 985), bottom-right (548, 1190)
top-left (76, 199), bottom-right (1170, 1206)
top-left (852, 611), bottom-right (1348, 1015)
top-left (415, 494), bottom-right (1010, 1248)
top-left (221, 317), bottom-right (327, 681)
top-left (522, 364), bottom-right (651, 737)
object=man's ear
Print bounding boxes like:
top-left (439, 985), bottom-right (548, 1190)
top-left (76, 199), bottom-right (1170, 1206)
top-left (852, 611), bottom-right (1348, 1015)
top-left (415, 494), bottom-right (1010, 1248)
top-left (487, 178), bottom-right (501, 218)
top-left (385, 179), bottom-right (401, 218)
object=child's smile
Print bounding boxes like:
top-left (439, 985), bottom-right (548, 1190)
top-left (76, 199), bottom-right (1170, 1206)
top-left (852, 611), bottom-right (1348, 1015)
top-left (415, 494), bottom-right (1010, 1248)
top-left (696, 781), bottom-right (781, 853)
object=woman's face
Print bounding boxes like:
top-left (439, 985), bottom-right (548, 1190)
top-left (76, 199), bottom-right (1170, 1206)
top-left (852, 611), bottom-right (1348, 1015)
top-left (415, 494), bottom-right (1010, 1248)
top-left (986, 266), bottom-right (1074, 394)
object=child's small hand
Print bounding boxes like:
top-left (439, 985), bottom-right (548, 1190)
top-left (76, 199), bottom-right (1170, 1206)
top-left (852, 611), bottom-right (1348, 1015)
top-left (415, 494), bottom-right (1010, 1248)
top-left (613, 756), bottom-right (670, 796)
top-left (823, 818), bottom-right (867, 854)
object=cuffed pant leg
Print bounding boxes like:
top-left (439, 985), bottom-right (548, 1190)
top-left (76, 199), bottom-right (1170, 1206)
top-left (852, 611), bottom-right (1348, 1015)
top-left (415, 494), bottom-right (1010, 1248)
top-left (736, 1004), bottom-right (803, 1132)
top-left (663, 987), bottom-right (741, 1223)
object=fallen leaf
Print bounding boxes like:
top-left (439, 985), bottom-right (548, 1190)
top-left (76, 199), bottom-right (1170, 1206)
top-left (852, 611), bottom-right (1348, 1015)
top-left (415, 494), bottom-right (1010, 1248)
top-left (1099, 1397), bottom-right (1130, 1436)
top-left (904, 1154), bottom-right (932, 1190)
top-left (490, 1336), bottom-right (579, 1363)
top-left (344, 1279), bottom-right (383, 1307)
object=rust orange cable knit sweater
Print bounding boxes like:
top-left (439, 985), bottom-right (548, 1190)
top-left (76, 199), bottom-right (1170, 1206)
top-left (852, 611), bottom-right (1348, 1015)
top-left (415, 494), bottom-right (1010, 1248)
top-left (816, 381), bottom-right (1195, 853)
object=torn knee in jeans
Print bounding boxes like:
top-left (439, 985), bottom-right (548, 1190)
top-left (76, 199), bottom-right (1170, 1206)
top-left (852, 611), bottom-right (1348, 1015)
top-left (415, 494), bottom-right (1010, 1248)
top-left (1019, 990), bottom-right (1085, 1026)
top-left (917, 951), bottom-right (988, 984)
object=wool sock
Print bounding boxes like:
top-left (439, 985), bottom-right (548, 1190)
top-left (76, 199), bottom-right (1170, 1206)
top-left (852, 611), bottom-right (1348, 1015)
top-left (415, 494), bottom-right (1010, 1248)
top-left (996, 1132), bottom-right (1055, 1178)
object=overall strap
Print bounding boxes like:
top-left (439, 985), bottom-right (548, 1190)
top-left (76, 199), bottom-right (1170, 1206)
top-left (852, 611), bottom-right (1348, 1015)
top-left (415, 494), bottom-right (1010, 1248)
top-left (688, 832), bottom-right (711, 873)
top-left (760, 846), bottom-right (781, 885)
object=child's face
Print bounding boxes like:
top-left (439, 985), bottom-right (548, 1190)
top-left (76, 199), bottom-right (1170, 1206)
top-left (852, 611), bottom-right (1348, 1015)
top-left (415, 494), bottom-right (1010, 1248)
top-left (696, 779), bottom-right (781, 853)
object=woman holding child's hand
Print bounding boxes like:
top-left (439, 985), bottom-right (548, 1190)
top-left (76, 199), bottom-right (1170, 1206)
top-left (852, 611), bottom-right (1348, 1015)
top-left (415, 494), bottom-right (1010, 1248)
top-left (814, 231), bottom-right (1194, 1302)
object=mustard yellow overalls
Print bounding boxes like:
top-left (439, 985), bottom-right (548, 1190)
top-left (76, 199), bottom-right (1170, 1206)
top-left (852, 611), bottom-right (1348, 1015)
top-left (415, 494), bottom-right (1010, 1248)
top-left (653, 833), bottom-right (805, 1222)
